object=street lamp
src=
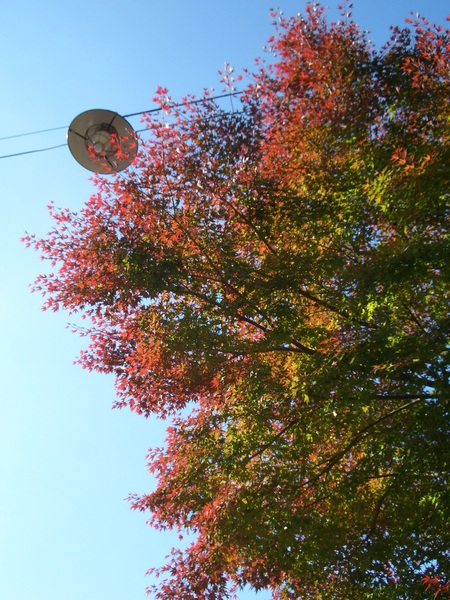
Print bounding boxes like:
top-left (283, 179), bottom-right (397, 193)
top-left (67, 109), bottom-right (138, 174)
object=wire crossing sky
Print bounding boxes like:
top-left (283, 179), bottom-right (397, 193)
top-left (0, 91), bottom-right (243, 160)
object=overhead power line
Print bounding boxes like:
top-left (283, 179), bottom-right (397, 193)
top-left (0, 125), bottom-right (68, 142)
top-left (0, 144), bottom-right (67, 160)
top-left (0, 91), bottom-right (243, 161)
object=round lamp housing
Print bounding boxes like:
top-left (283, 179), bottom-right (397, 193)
top-left (67, 109), bottom-right (138, 174)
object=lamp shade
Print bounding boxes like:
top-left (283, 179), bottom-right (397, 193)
top-left (67, 109), bottom-right (138, 174)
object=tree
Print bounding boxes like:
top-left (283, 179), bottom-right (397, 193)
top-left (24, 4), bottom-right (450, 598)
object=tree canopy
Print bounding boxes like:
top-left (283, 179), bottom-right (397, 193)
top-left (25, 4), bottom-right (450, 598)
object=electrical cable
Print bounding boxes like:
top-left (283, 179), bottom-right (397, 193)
top-left (0, 144), bottom-right (67, 159)
top-left (0, 125), bottom-right (68, 142)
top-left (0, 91), bottom-right (243, 161)
top-left (123, 90), bottom-right (242, 119)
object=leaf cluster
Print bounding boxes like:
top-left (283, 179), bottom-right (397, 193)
top-left (25, 3), bottom-right (450, 598)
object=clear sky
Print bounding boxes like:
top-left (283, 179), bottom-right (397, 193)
top-left (0, 2), bottom-right (447, 599)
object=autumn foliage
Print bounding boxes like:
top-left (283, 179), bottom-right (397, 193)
top-left (25, 4), bottom-right (450, 598)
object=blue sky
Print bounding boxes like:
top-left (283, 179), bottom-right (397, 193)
top-left (0, 2), bottom-right (448, 599)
